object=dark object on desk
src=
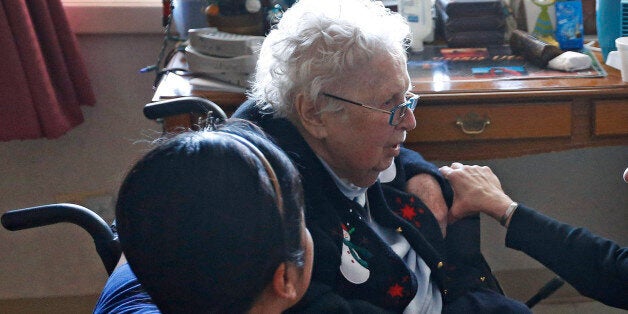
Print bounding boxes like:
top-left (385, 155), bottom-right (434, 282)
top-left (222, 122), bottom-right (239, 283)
top-left (206, 11), bottom-right (265, 36)
top-left (444, 30), bottom-right (505, 47)
top-left (509, 30), bottom-right (564, 68)
top-left (436, 0), bottom-right (507, 47)
top-left (439, 10), bottom-right (506, 32)
top-left (436, 0), bottom-right (504, 17)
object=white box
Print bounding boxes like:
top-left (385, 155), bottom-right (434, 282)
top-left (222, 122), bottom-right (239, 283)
top-left (188, 27), bottom-right (264, 58)
top-left (186, 46), bottom-right (258, 74)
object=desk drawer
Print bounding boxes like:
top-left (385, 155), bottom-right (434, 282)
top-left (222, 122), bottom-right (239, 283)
top-left (409, 103), bottom-right (572, 142)
top-left (594, 100), bottom-right (628, 136)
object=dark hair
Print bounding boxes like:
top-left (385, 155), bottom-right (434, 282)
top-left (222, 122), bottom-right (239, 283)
top-left (116, 120), bottom-right (305, 313)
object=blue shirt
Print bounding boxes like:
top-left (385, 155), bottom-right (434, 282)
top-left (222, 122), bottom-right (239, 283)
top-left (93, 263), bottom-right (159, 314)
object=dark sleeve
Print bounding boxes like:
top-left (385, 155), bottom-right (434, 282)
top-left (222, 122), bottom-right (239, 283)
top-left (397, 147), bottom-right (440, 178)
top-left (393, 147), bottom-right (453, 207)
top-left (93, 263), bottom-right (159, 314)
top-left (506, 204), bottom-right (628, 310)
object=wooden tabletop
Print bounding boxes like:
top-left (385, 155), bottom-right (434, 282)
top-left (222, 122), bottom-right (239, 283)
top-left (154, 49), bottom-right (627, 109)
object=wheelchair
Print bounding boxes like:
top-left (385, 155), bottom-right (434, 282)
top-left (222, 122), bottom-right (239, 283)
top-left (2, 96), bottom-right (562, 309)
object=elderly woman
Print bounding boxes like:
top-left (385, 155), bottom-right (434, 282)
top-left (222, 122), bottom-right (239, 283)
top-left (233, 0), bottom-right (529, 312)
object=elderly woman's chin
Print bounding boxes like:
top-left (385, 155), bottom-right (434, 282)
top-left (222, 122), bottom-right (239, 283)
top-left (389, 142), bottom-right (402, 156)
top-left (352, 168), bottom-right (388, 188)
top-left (364, 158), bottom-right (395, 183)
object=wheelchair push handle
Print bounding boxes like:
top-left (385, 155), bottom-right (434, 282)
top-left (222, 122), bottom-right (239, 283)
top-left (143, 96), bottom-right (228, 121)
top-left (3, 203), bottom-right (109, 231)
top-left (2, 203), bottom-right (121, 275)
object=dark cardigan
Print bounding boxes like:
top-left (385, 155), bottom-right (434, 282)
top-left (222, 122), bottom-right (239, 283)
top-left (233, 101), bottom-right (529, 313)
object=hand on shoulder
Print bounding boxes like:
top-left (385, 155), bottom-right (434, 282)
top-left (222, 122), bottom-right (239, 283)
top-left (438, 163), bottom-right (513, 223)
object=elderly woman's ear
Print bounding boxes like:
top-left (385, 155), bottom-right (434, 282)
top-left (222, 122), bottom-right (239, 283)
top-left (294, 93), bottom-right (328, 139)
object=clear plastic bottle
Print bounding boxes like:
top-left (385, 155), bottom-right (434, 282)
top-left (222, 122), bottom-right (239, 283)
top-left (398, 0), bottom-right (433, 52)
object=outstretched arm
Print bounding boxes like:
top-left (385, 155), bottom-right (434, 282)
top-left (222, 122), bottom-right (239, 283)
top-left (506, 204), bottom-right (628, 309)
top-left (439, 162), bottom-right (628, 309)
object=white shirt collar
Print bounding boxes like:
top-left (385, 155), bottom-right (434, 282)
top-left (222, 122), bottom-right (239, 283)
top-left (317, 156), bottom-right (397, 203)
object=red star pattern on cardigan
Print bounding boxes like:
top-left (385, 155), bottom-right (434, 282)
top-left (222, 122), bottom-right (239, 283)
top-left (387, 283), bottom-right (404, 298)
top-left (400, 204), bottom-right (417, 220)
top-left (395, 197), bottom-right (403, 204)
top-left (394, 195), bottom-right (428, 228)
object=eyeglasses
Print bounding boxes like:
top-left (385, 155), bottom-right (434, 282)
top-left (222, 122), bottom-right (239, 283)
top-left (322, 92), bottom-right (419, 126)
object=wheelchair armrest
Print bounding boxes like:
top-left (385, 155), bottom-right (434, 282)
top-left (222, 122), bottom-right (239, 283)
top-left (143, 96), bottom-right (228, 121)
top-left (2, 203), bottom-right (121, 275)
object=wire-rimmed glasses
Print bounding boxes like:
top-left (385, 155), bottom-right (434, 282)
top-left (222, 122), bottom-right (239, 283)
top-left (322, 92), bottom-right (419, 126)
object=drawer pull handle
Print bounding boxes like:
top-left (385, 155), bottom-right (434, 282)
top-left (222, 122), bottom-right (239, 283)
top-left (456, 113), bottom-right (491, 135)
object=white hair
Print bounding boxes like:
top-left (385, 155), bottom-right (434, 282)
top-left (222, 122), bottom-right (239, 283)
top-left (248, 0), bottom-right (410, 118)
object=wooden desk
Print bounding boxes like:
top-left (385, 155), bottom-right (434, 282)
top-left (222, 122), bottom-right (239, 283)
top-left (153, 52), bottom-right (628, 160)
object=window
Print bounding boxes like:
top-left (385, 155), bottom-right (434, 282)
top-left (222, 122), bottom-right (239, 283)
top-left (62, 0), bottom-right (163, 34)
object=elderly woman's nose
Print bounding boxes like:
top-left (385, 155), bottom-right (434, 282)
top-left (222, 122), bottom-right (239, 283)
top-left (398, 110), bottom-right (417, 131)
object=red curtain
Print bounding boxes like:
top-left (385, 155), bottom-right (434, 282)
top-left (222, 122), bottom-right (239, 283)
top-left (0, 0), bottom-right (95, 141)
